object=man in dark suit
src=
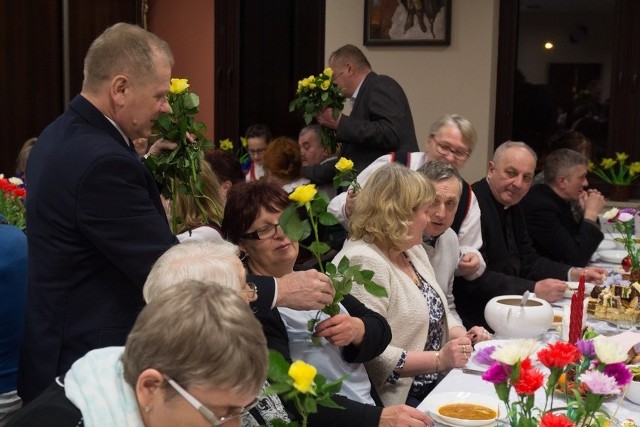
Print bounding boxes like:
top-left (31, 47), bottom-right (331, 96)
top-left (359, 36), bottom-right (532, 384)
top-left (452, 141), bottom-right (607, 330)
top-left (316, 44), bottom-right (418, 172)
top-left (20, 23), bottom-right (335, 403)
top-left (299, 124), bottom-right (339, 198)
top-left (521, 149), bottom-right (605, 267)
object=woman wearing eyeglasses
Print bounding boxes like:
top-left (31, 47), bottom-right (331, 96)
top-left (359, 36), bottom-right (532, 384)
top-left (223, 179), bottom-right (432, 427)
top-left (8, 281), bottom-right (267, 427)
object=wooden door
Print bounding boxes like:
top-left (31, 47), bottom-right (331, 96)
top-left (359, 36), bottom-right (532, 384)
top-left (214, 0), bottom-right (325, 144)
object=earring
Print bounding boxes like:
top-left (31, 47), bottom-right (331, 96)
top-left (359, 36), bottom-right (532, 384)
top-left (144, 406), bottom-right (152, 414)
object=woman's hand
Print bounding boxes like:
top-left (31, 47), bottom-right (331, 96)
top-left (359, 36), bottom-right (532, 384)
top-left (314, 314), bottom-right (364, 347)
top-left (440, 336), bottom-right (472, 370)
top-left (466, 326), bottom-right (492, 346)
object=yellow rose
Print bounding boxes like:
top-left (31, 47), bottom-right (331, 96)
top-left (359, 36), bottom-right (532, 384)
top-left (321, 79), bottom-right (331, 90)
top-left (289, 184), bottom-right (317, 204)
top-left (335, 157), bottom-right (354, 173)
top-left (169, 78), bottom-right (189, 94)
top-left (616, 152), bottom-right (629, 162)
top-left (289, 360), bottom-right (317, 394)
top-left (309, 82), bottom-right (316, 89)
top-left (219, 138), bottom-right (233, 151)
top-left (323, 67), bottom-right (333, 78)
top-left (600, 158), bottom-right (616, 169)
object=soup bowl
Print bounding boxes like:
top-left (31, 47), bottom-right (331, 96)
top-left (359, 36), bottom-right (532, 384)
top-left (484, 295), bottom-right (553, 339)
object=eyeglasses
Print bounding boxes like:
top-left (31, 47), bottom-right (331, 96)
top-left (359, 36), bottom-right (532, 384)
top-left (248, 148), bottom-right (266, 155)
top-left (240, 223), bottom-right (281, 240)
top-left (243, 282), bottom-right (258, 300)
top-left (163, 375), bottom-right (259, 426)
top-left (431, 137), bottom-right (471, 160)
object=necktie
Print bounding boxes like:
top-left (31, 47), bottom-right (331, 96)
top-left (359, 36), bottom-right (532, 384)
top-left (504, 208), bottom-right (521, 275)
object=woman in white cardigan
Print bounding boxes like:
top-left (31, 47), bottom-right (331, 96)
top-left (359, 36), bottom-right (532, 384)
top-left (333, 163), bottom-right (473, 408)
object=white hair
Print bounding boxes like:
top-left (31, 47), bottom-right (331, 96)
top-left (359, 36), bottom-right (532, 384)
top-left (143, 240), bottom-right (244, 302)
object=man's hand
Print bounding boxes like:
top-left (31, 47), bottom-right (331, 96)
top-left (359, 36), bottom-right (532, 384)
top-left (276, 270), bottom-right (335, 310)
top-left (457, 252), bottom-right (480, 278)
top-left (314, 314), bottom-right (364, 347)
top-left (379, 405), bottom-right (433, 427)
top-left (571, 267), bottom-right (608, 285)
top-left (344, 190), bottom-right (358, 220)
top-left (582, 190), bottom-right (605, 222)
top-left (534, 279), bottom-right (567, 302)
top-left (316, 107), bottom-right (341, 129)
top-left (147, 138), bottom-right (178, 157)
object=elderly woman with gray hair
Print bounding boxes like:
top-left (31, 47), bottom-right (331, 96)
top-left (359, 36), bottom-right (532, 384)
top-left (8, 281), bottom-right (266, 427)
top-left (334, 163), bottom-right (472, 408)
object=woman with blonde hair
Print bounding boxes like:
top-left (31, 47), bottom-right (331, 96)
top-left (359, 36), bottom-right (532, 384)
top-left (172, 159), bottom-right (225, 242)
top-left (334, 163), bottom-right (472, 407)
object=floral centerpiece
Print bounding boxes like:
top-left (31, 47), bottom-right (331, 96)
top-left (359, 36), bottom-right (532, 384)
top-left (0, 174), bottom-right (26, 230)
top-left (289, 68), bottom-right (345, 153)
top-left (144, 78), bottom-right (214, 234)
top-left (589, 153), bottom-right (640, 186)
top-left (219, 136), bottom-right (251, 172)
top-left (602, 207), bottom-right (640, 277)
top-left (280, 183), bottom-right (386, 344)
top-left (266, 350), bottom-right (344, 427)
top-left (481, 334), bottom-right (632, 427)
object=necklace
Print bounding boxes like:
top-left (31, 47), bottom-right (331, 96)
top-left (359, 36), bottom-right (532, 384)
top-left (400, 252), bottom-right (421, 286)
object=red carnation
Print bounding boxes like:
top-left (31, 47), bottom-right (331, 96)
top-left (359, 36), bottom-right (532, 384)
top-left (513, 362), bottom-right (544, 395)
top-left (537, 341), bottom-right (581, 369)
top-left (540, 412), bottom-right (574, 427)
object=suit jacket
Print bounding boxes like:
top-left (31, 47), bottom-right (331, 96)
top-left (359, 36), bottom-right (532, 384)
top-left (19, 95), bottom-right (179, 402)
top-left (520, 184), bottom-right (603, 266)
top-left (337, 72), bottom-right (418, 172)
top-left (261, 294), bottom-right (390, 426)
top-left (452, 178), bottom-right (570, 330)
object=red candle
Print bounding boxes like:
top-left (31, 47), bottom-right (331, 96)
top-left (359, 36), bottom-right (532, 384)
top-left (568, 272), bottom-right (585, 344)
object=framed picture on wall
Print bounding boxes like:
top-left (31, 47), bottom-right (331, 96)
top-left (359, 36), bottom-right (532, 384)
top-left (364, 0), bottom-right (451, 46)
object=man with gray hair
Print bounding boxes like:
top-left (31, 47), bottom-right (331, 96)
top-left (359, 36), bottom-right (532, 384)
top-left (299, 124), bottom-right (339, 198)
top-left (453, 141), bottom-right (607, 330)
top-left (521, 148), bottom-right (604, 266)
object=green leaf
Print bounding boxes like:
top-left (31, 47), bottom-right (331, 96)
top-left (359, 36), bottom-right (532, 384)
top-left (317, 211), bottom-right (339, 226)
top-left (363, 280), bottom-right (388, 297)
top-left (337, 256), bottom-right (350, 273)
top-left (264, 383), bottom-right (292, 395)
top-left (279, 204), bottom-right (308, 242)
top-left (309, 241), bottom-right (331, 256)
top-left (304, 396), bottom-right (318, 414)
top-left (315, 396), bottom-right (344, 410)
top-left (325, 262), bottom-right (337, 275)
top-left (267, 350), bottom-right (291, 383)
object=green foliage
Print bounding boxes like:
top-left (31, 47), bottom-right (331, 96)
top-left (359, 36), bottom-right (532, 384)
top-left (144, 83), bottom-right (213, 234)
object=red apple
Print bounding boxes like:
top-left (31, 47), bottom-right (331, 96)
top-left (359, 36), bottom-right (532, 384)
top-left (622, 256), bottom-right (632, 272)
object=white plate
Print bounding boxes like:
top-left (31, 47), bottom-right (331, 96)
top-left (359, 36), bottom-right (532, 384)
top-left (563, 281), bottom-right (596, 298)
top-left (418, 391), bottom-right (505, 427)
top-left (597, 240), bottom-right (616, 251)
top-left (597, 249), bottom-right (627, 264)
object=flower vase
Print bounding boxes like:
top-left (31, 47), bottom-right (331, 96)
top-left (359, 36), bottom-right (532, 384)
top-left (608, 184), bottom-right (631, 202)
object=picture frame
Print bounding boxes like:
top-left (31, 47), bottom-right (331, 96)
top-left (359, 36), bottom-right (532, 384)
top-left (364, 0), bottom-right (452, 46)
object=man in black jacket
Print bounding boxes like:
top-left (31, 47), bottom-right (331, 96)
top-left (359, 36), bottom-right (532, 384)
top-left (453, 141), bottom-right (607, 330)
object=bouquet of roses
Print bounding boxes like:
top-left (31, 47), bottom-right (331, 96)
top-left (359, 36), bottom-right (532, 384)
top-left (481, 334), bottom-right (632, 427)
top-left (280, 184), bottom-right (386, 344)
top-left (144, 78), bottom-right (214, 234)
top-left (0, 174), bottom-right (26, 230)
top-left (289, 68), bottom-right (345, 153)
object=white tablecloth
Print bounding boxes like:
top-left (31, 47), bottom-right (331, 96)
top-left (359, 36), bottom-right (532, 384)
top-left (422, 260), bottom-right (639, 426)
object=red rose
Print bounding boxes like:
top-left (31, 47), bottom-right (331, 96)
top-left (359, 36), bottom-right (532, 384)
top-left (537, 341), bottom-right (581, 369)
